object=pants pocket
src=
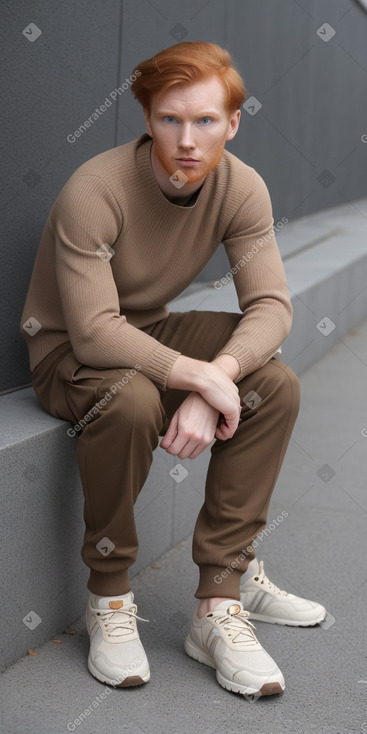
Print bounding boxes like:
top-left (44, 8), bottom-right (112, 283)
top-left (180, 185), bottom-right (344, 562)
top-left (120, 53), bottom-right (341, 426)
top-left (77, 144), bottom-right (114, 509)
top-left (64, 379), bottom-right (102, 429)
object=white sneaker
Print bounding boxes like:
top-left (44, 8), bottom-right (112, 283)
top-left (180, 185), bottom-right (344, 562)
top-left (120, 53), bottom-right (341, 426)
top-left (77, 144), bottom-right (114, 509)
top-left (86, 591), bottom-right (150, 686)
top-left (184, 600), bottom-right (285, 697)
top-left (240, 561), bottom-right (327, 626)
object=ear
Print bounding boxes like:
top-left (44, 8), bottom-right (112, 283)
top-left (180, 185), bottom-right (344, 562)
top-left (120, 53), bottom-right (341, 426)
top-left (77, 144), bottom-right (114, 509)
top-left (143, 108), bottom-right (152, 136)
top-left (226, 109), bottom-right (241, 142)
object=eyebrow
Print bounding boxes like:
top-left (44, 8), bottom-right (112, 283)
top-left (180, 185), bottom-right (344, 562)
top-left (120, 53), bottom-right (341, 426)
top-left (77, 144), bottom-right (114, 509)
top-left (157, 110), bottom-right (220, 117)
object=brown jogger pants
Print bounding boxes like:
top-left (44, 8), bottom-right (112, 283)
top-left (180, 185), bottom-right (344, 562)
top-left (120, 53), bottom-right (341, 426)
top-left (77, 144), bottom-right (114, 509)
top-left (31, 310), bottom-right (300, 600)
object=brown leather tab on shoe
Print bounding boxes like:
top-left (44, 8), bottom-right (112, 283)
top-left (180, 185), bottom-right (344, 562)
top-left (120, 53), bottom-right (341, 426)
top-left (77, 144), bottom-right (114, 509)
top-left (109, 600), bottom-right (123, 609)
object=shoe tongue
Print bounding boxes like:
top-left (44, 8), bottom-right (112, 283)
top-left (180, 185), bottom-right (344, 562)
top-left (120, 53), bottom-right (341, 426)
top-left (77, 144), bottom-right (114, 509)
top-left (93, 591), bottom-right (134, 610)
top-left (213, 599), bottom-right (244, 615)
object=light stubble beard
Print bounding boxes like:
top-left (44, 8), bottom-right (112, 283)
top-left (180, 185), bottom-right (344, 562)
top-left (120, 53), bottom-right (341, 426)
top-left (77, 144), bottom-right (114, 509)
top-left (153, 138), bottom-right (227, 184)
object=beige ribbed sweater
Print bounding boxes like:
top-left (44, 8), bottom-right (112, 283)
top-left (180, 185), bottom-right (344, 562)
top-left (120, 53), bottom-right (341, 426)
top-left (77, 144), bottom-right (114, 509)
top-left (21, 133), bottom-right (292, 389)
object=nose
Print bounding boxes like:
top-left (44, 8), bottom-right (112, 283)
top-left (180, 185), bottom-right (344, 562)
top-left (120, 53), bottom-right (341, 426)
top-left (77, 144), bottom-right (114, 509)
top-left (178, 123), bottom-right (195, 150)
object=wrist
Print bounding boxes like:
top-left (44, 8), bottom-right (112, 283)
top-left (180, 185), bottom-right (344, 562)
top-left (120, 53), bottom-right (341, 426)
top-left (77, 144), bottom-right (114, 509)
top-left (212, 353), bottom-right (240, 381)
top-left (166, 354), bottom-right (207, 391)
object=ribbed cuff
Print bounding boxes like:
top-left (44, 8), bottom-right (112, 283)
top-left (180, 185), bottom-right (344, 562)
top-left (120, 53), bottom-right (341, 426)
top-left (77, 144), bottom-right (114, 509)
top-left (87, 568), bottom-right (130, 596)
top-left (194, 564), bottom-right (244, 601)
top-left (147, 345), bottom-right (182, 389)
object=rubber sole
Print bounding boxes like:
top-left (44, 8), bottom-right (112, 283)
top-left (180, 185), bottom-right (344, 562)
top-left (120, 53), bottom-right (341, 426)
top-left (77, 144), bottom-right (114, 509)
top-left (116, 675), bottom-right (147, 688)
top-left (87, 656), bottom-right (150, 688)
top-left (217, 670), bottom-right (284, 697)
top-left (184, 634), bottom-right (284, 698)
top-left (247, 609), bottom-right (327, 626)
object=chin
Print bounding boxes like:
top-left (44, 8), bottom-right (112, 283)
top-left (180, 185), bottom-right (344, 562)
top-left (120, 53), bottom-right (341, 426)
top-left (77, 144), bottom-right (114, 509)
top-left (164, 163), bottom-right (203, 184)
top-left (174, 161), bottom-right (215, 183)
top-left (179, 169), bottom-right (205, 184)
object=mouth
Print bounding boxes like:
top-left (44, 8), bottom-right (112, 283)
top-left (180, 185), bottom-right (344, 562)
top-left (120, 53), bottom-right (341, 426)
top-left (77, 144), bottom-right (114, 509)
top-left (176, 157), bottom-right (200, 166)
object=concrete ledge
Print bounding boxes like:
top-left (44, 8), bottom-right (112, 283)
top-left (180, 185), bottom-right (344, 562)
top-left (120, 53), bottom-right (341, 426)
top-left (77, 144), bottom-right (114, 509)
top-left (1, 197), bottom-right (367, 669)
top-left (0, 389), bottom-right (207, 670)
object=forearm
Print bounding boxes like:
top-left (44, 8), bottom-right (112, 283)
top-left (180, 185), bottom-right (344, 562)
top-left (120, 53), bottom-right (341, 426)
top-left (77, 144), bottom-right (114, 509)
top-left (166, 352), bottom-right (240, 392)
top-left (166, 355), bottom-right (208, 391)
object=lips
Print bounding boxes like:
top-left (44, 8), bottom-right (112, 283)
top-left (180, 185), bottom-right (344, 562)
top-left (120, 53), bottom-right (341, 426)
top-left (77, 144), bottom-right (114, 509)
top-left (176, 158), bottom-right (199, 162)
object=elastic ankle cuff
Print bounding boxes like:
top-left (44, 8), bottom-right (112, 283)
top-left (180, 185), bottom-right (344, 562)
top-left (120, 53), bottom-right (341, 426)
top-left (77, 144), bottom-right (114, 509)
top-left (195, 565), bottom-right (243, 600)
top-left (87, 569), bottom-right (130, 596)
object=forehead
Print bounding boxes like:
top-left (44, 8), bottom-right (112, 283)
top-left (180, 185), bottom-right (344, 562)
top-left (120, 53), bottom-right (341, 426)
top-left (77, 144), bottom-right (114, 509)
top-left (152, 76), bottom-right (227, 112)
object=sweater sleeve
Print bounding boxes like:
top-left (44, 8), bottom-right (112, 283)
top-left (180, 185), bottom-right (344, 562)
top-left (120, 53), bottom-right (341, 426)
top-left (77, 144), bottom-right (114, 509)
top-left (217, 170), bottom-right (292, 381)
top-left (52, 174), bottom-right (181, 389)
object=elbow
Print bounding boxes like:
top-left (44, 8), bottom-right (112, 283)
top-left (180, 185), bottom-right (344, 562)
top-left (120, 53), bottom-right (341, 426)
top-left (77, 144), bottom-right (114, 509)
top-left (71, 339), bottom-right (106, 369)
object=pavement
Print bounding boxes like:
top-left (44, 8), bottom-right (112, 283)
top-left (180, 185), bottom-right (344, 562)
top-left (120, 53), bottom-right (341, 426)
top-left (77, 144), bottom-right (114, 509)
top-left (1, 316), bottom-right (367, 734)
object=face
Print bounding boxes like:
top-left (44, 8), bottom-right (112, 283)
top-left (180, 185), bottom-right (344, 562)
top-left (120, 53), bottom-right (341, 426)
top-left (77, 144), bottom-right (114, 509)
top-left (144, 76), bottom-right (241, 185)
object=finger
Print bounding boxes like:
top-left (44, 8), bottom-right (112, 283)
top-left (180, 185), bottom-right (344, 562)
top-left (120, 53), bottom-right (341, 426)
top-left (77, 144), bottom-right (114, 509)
top-left (179, 428), bottom-right (216, 458)
top-left (160, 414), bottom-right (178, 449)
top-left (162, 433), bottom-right (185, 454)
top-left (226, 419), bottom-right (239, 438)
top-left (163, 427), bottom-right (192, 456)
top-left (184, 443), bottom-right (206, 460)
top-left (215, 416), bottom-right (238, 441)
top-left (178, 440), bottom-right (206, 460)
top-left (215, 426), bottom-right (230, 441)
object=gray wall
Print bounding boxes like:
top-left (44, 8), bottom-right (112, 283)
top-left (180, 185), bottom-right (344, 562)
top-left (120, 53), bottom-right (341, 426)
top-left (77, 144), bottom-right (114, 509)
top-left (2, 0), bottom-right (367, 393)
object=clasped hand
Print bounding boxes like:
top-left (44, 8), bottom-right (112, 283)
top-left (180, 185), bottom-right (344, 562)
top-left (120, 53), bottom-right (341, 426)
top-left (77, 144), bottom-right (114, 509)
top-left (160, 357), bottom-right (241, 459)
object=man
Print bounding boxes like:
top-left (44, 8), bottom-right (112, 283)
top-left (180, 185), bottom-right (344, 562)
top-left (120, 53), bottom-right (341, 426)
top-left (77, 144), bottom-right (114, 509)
top-left (21, 41), bottom-right (326, 698)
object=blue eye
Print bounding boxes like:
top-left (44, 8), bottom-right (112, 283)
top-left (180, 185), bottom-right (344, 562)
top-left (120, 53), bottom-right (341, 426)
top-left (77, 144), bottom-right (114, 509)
top-left (164, 116), bottom-right (177, 123)
top-left (200, 118), bottom-right (212, 125)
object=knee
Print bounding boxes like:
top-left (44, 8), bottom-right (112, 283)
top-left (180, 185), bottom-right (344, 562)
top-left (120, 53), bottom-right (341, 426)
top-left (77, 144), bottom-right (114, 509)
top-left (240, 360), bottom-right (300, 417)
top-left (265, 361), bottom-right (300, 416)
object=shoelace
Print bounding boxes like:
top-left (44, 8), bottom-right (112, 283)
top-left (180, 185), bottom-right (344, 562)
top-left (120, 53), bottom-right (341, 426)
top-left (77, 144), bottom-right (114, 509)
top-left (97, 604), bottom-right (149, 638)
top-left (254, 561), bottom-right (288, 597)
top-left (212, 609), bottom-right (258, 645)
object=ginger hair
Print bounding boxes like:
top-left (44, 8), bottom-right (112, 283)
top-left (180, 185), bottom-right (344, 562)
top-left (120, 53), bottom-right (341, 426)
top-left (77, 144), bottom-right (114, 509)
top-left (130, 41), bottom-right (246, 114)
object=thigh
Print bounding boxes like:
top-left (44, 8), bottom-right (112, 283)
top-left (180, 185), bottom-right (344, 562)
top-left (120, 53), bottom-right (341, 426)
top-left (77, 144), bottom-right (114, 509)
top-left (32, 341), bottom-right (163, 430)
